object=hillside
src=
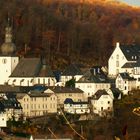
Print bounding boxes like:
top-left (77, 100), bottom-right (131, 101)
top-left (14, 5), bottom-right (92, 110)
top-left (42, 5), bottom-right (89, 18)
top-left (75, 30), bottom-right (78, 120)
top-left (0, 0), bottom-right (140, 69)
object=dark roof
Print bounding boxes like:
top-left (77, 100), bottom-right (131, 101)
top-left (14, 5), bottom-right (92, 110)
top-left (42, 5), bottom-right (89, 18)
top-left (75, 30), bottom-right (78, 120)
top-left (0, 98), bottom-right (22, 110)
top-left (122, 62), bottom-right (136, 68)
top-left (119, 73), bottom-right (136, 81)
top-left (62, 64), bottom-right (83, 76)
top-left (77, 69), bottom-right (110, 83)
top-left (38, 65), bottom-right (54, 77)
top-left (10, 58), bottom-right (54, 77)
top-left (92, 90), bottom-right (109, 100)
top-left (64, 98), bottom-right (88, 104)
top-left (119, 44), bottom-right (140, 61)
top-left (0, 85), bottom-right (33, 93)
top-left (29, 93), bottom-right (52, 97)
top-left (10, 58), bottom-right (41, 77)
top-left (47, 87), bottom-right (84, 93)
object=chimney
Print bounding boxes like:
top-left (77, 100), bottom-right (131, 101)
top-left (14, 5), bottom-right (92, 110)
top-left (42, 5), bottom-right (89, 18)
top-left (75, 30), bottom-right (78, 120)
top-left (116, 42), bottom-right (120, 48)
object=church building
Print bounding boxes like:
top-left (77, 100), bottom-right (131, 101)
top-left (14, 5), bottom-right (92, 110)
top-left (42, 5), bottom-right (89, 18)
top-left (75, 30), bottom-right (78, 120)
top-left (0, 20), bottom-right (56, 86)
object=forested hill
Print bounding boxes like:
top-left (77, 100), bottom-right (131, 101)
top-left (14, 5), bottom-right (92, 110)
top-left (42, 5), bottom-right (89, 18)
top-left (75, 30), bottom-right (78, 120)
top-left (0, 0), bottom-right (140, 69)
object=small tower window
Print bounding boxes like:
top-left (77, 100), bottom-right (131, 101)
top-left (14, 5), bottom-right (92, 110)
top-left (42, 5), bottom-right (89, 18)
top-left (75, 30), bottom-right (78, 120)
top-left (2, 59), bottom-right (7, 64)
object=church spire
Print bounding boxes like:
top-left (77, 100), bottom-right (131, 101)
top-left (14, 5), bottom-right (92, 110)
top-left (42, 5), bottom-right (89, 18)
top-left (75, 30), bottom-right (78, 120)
top-left (1, 16), bottom-right (16, 55)
top-left (5, 17), bottom-right (12, 43)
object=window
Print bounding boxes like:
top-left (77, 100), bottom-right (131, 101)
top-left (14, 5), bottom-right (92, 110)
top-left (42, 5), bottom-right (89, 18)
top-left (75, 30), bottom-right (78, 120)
top-left (108, 107), bottom-right (110, 110)
top-left (108, 101), bottom-right (110, 104)
top-left (116, 61), bottom-right (119, 67)
top-left (111, 56), bottom-right (113, 59)
top-left (125, 86), bottom-right (127, 90)
top-left (116, 54), bottom-right (119, 59)
top-left (101, 107), bottom-right (103, 111)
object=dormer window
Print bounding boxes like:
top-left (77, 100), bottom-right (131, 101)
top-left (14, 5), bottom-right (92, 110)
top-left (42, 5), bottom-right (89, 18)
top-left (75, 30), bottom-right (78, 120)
top-left (135, 56), bottom-right (137, 59)
top-left (126, 50), bottom-right (130, 53)
top-left (132, 56), bottom-right (134, 59)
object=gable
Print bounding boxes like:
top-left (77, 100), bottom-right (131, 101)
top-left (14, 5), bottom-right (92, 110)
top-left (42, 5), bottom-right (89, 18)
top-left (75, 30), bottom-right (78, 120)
top-left (109, 43), bottom-right (127, 62)
top-left (44, 88), bottom-right (55, 94)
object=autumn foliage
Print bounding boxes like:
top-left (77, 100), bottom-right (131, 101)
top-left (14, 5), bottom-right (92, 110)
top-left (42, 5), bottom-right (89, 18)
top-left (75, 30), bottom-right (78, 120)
top-left (0, 0), bottom-right (140, 68)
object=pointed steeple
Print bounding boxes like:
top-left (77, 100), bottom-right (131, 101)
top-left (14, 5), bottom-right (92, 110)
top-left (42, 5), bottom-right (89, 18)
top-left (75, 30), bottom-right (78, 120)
top-left (5, 17), bottom-right (12, 43)
top-left (1, 17), bottom-right (16, 55)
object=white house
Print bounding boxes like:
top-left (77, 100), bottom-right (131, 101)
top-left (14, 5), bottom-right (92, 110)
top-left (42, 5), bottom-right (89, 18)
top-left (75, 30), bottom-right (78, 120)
top-left (75, 66), bottom-right (111, 97)
top-left (90, 90), bottom-right (113, 117)
top-left (116, 72), bottom-right (136, 95)
top-left (108, 42), bottom-right (140, 77)
top-left (64, 98), bottom-right (90, 114)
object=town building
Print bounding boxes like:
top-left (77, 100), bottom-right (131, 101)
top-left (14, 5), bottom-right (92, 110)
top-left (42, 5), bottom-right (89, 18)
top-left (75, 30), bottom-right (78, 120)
top-left (75, 66), bottom-right (111, 97)
top-left (16, 89), bottom-right (57, 117)
top-left (90, 90), bottom-right (113, 117)
top-left (0, 22), bottom-right (56, 87)
top-left (44, 87), bottom-right (86, 107)
top-left (116, 72), bottom-right (136, 94)
top-left (64, 98), bottom-right (90, 114)
top-left (60, 64), bottom-right (85, 86)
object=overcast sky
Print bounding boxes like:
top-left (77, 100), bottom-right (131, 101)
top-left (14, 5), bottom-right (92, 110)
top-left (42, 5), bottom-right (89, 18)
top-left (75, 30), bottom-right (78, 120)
top-left (119, 0), bottom-right (140, 6)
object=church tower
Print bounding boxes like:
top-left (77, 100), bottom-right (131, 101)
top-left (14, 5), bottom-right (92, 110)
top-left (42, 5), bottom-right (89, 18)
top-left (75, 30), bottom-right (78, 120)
top-left (0, 18), bottom-right (19, 85)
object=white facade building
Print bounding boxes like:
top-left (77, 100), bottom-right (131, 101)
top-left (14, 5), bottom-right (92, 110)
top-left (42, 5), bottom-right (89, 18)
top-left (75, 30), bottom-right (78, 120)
top-left (116, 73), bottom-right (136, 95)
top-left (90, 90), bottom-right (113, 117)
top-left (108, 42), bottom-right (140, 77)
top-left (75, 67), bottom-right (111, 97)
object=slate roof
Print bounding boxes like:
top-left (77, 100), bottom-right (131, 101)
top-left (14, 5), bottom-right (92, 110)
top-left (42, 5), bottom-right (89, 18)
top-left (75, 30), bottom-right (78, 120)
top-left (119, 73), bottom-right (136, 81)
top-left (10, 58), bottom-right (54, 77)
top-left (0, 97), bottom-right (22, 110)
top-left (64, 98), bottom-right (88, 104)
top-left (0, 85), bottom-right (33, 93)
top-left (77, 69), bottom-right (110, 83)
top-left (122, 62), bottom-right (136, 68)
top-left (47, 87), bottom-right (84, 93)
top-left (92, 90), bottom-right (109, 100)
top-left (119, 44), bottom-right (140, 61)
top-left (62, 64), bottom-right (83, 76)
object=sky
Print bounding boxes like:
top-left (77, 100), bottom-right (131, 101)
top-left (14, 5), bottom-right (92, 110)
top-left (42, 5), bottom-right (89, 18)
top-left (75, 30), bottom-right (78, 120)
top-left (119, 0), bottom-right (140, 6)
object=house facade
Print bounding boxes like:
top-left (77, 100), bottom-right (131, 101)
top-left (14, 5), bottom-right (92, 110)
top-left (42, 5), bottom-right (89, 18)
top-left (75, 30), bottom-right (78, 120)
top-left (44, 87), bottom-right (86, 107)
top-left (17, 92), bottom-right (57, 117)
top-left (75, 67), bottom-right (111, 97)
top-left (116, 73), bottom-right (136, 95)
top-left (90, 90), bottom-right (113, 117)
